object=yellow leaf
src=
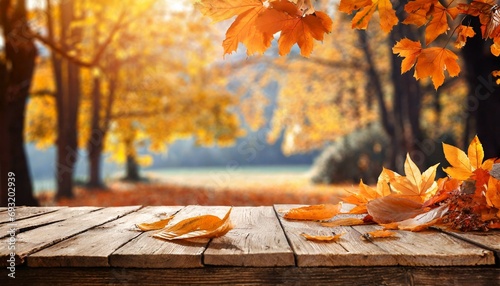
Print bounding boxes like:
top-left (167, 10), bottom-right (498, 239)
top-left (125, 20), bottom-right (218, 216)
top-left (153, 208), bottom-right (233, 240)
top-left (195, 0), bottom-right (262, 22)
top-left (136, 216), bottom-right (175, 231)
top-left (442, 142), bottom-right (473, 180)
top-left (301, 232), bottom-right (343, 242)
top-left (468, 135), bottom-right (484, 170)
top-left (284, 204), bottom-right (340, 221)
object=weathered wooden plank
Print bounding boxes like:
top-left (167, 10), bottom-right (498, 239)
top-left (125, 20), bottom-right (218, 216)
top-left (0, 206), bottom-right (140, 266)
top-left (203, 206), bottom-right (294, 267)
top-left (4, 266), bottom-right (500, 286)
top-left (27, 206), bottom-right (180, 267)
top-left (434, 228), bottom-right (500, 260)
top-left (275, 205), bottom-right (398, 267)
top-left (110, 206), bottom-right (231, 268)
top-left (0, 207), bottom-right (98, 239)
top-left (352, 224), bottom-right (495, 266)
top-left (0, 207), bottom-right (64, 224)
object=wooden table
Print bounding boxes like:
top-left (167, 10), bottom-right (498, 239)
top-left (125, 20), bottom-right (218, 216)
top-left (0, 206), bottom-right (499, 285)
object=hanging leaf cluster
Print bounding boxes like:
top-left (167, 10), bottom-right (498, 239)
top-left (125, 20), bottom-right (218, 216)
top-left (195, 0), bottom-right (500, 88)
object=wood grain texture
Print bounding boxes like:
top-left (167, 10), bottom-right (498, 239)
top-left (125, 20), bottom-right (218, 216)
top-left (352, 224), bottom-right (495, 266)
top-left (4, 266), bottom-right (500, 286)
top-left (27, 206), bottom-right (179, 267)
top-left (110, 206), bottom-right (231, 268)
top-left (434, 228), bottom-right (500, 259)
top-left (275, 205), bottom-right (398, 267)
top-left (204, 206), bottom-right (295, 267)
top-left (0, 207), bottom-right (97, 238)
top-left (0, 207), bottom-right (64, 224)
top-left (0, 206), bottom-right (139, 266)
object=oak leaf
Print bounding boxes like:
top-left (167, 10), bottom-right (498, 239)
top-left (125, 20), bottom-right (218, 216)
top-left (301, 232), bottom-right (343, 242)
top-left (153, 208), bottom-right (233, 240)
top-left (257, 0), bottom-right (333, 57)
top-left (284, 204), bottom-right (341, 221)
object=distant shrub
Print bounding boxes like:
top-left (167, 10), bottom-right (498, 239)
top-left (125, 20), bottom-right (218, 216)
top-left (310, 124), bottom-right (389, 185)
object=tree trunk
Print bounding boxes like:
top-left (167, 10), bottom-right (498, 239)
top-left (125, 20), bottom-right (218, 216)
top-left (86, 76), bottom-right (105, 188)
top-left (51, 0), bottom-right (82, 199)
top-left (462, 16), bottom-right (500, 159)
top-left (0, 0), bottom-right (38, 206)
top-left (124, 155), bottom-right (141, 182)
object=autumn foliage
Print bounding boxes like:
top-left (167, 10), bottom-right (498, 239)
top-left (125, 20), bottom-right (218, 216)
top-left (285, 136), bottom-right (500, 232)
top-left (196, 0), bottom-right (500, 88)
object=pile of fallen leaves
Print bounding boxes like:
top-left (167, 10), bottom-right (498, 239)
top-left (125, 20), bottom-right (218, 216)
top-left (289, 136), bottom-right (500, 235)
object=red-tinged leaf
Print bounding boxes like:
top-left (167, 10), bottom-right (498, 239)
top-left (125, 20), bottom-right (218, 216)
top-left (257, 0), bottom-right (333, 57)
top-left (153, 208), bottom-right (233, 240)
top-left (392, 38), bottom-right (422, 73)
top-left (396, 204), bottom-right (449, 231)
top-left (367, 195), bottom-right (425, 224)
top-left (136, 215), bottom-right (175, 231)
top-left (284, 204), bottom-right (341, 221)
top-left (423, 177), bottom-right (459, 207)
top-left (338, 0), bottom-right (372, 14)
top-left (414, 47), bottom-right (460, 89)
top-left (468, 135), bottom-right (485, 169)
top-left (455, 25), bottom-right (475, 49)
top-left (320, 217), bottom-right (366, 227)
top-left (361, 229), bottom-right (398, 240)
top-left (489, 222), bottom-right (500, 229)
top-left (301, 232), bottom-right (343, 242)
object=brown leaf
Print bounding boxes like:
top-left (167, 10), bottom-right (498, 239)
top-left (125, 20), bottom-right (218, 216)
top-left (153, 208), bottom-right (233, 240)
top-left (284, 204), bottom-right (340, 221)
top-left (367, 195), bottom-right (425, 224)
top-left (395, 204), bottom-right (449, 231)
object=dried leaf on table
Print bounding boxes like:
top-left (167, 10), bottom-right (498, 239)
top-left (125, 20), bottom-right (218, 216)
top-left (284, 204), bottom-right (340, 221)
top-left (301, 232), bottom-right (343, 242)
top-left (153, 208), bottom-right (233, 240)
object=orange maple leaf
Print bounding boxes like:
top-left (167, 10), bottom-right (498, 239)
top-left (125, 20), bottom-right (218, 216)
top-left (414, 47), bottom-right (460, 89)
top-left (342, 174), bottom-right (391, 214)
top-left (455, 25), bottom-right (476, 49)
top-left (257, 0), bottom-right (333, 57)
top-left (152, 208), bottom-right (233, 240)
top-left (338, 0), bottom-right (372, 14)
top-left (442, 135), bottom-right (490, 180)
top-left (350, 0), bottom-right (398, 33)
top-left (195, 0), bottom-right (272, 55)
top-left (383, 154), bottom-right (439, 202)
top-left (392, 38), bottom-right (422, 73)
top-left (404, 0), bottom-right (458, 45)
top-left (284, 204), bottom-right (341, 221)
